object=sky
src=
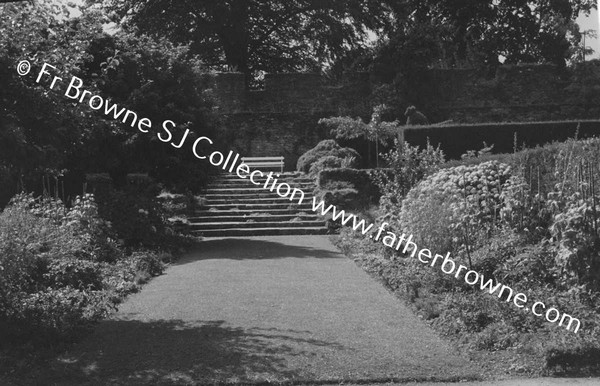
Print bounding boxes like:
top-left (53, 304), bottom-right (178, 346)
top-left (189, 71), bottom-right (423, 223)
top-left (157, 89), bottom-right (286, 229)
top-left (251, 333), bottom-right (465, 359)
top-left (577, 7), bottom-right (600, 59)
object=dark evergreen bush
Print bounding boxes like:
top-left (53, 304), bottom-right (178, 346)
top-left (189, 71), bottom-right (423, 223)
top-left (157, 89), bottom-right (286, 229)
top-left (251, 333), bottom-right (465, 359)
top-left (296, 140), bottom-right (361, 173)
top-left (317, 168), bottom-right (379, 209)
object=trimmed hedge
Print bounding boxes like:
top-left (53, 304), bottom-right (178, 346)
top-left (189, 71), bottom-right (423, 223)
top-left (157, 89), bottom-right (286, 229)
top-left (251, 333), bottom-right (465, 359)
top-left (404, 120), bottom-right (600, 159)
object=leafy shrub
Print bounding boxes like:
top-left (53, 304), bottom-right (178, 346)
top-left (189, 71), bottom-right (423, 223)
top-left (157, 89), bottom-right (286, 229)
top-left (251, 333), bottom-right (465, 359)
top-left (0, 207), bottom-right (57, 297)
top-left (0, 192), bottom-right (172, 347)
top-left (335, 136), bottom-right (600, 374)
top-left (493, 240), bottom-right (557, 288)
top-left (319, 106), bottom-right (399, 167)
top-left (472, 322), bottom-right (518, 351)
top-left (296, 140), bottom-right (361, 173)
top-left (308, 155), bottom-right (359, 177)
top-left (100, 250), bottom-right (169, 298)
top-left (98, 188), bottom-right (166, 247)
top-left (545, 340), bottom-right (600, 374)
top-left (317, 168), bottom-right (378, 210)
top-left (86, 173), bottom-right (114, 203)
top-left (319, 188), bottom-right (361, 210)
top-left (434, 293), bottom-right (498, 334)
top-left (131, 250), bottom-right (165, 281)
top-left (44, 258), bottom-right (103, 291)
top-left (374, 140), bottom-right (445, 224)
top-left (0, 166), bottom-right (17, 209)
top-left (14, 287), bottom-right (112, 344)
top-left (399, 161), bottom-right (518, 254)
top-left (318, 168), bottom-right (374, 192)
top-left (544, 138), bottom-right (600, 291)
top-left (0, 196), bottom-right (115, 345)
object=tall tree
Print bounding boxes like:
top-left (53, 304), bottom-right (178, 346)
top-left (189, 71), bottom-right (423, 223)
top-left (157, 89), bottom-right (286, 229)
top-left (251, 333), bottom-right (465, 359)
top-left (396, 0), bottom-right (598, 68)
top-left (97, 0), bottom-right (394, 77)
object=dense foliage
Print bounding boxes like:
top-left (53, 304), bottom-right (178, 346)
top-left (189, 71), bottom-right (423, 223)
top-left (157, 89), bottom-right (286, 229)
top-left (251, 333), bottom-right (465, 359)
top-left (399, 161), bottom-right (518, 257)
top-left (0, 1), bottom-right (106, 201)
top-left (296, 140), bottom-right (361, 174)
top-left (97, 0), bottom-right (395, 79)
top-left (0, 1), bottom-right (203, 353)
top-left (335, 0), bottom-right (597, 75)
top-left (319, 104), bottom-right (399, 167)
top-left (335, 136), bottom-right (600, 375)
top-left (374, 140), bottom-right (446, 221)
top-left (0, 0), bottom-right (216, 206)
top-left (79, 33), bottom-right (217, 191)
top-left (0, 193), bottom-right (172, 346)
top-left (316, 168), bottom-right (378, 212)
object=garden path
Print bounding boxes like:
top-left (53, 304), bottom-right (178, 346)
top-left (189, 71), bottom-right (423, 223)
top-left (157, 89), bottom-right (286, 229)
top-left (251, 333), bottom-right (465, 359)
top-left (42, 235), bottom-right (479, 385)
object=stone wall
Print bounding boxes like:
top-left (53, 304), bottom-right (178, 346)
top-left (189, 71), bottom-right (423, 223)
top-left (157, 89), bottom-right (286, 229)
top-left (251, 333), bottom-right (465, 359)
top-left (212, 72), bottom-right (373, 169)
top-left (425, 64), bottom-right (600, 123)
top-left (210, 63), bottom-right (600, 169)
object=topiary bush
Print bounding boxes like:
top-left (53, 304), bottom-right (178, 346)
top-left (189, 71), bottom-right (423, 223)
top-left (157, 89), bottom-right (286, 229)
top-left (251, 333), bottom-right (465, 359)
top-left (318, 168), bottom-right (374, 192)
top-left (296, 140), bottom-right (361, 173)
top-left (316, 168), bottom-right (379, 210)
top-left (308, 155), bottom-right (360, 177)
top-left (319, 188), bottom-right (361, 210)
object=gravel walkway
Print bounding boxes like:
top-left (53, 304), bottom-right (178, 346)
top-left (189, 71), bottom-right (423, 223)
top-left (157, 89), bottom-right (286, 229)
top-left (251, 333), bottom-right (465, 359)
top-left (42, 235), bottom-right (479, 385)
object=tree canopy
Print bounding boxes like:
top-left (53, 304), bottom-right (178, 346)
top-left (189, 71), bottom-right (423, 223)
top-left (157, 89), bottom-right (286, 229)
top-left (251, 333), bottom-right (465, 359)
top-left (0, 0), bottom-right (216, 200)
top-left (96, 0), bottom-right (394, 78)
top-left (336, 0), bottom-right (597, 75)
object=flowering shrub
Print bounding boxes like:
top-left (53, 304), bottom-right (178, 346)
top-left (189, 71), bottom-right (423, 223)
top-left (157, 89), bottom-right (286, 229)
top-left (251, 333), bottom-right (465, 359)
top-left (335, 137), bottom-right (600, 374)
top-left (399, 161), bottom-right (519, 254)
top-left (0, 192), bottom-right (171, 346)
top-left (374, 140), bottom-right (445, 225)
top-left (0, 200), bottom-right (112, 344)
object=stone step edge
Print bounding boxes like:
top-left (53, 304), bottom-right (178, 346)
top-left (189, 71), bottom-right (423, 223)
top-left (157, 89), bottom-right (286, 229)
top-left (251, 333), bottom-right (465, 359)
top-left (189, 214), bottom-right (321, 222)
top-left (190, 221), bottom-right (326, 230)
top-left (192, 227), bottom-right (330, 236)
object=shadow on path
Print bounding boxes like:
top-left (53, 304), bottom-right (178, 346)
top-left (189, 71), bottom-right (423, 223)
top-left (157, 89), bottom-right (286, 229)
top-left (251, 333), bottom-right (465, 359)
top-left (29, 236), bottom-right (479, 385)
top-left (47, 318), bottom-right (341, 385)
top-left (177, 237), bottom-right (342, 263)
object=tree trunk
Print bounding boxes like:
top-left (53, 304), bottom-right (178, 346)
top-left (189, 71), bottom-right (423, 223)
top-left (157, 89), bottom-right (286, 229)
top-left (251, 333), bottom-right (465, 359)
top-left (215, 0), bottom-right (251, 77)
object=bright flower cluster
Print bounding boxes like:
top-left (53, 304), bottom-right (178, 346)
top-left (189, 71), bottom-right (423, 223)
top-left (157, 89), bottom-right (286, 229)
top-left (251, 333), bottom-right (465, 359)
top-left (399, 161), bottom-right (522, 253)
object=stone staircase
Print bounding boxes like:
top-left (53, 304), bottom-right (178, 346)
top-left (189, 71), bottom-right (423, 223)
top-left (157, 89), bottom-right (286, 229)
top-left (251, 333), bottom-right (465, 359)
top-left (189, 172), bottom-right (328, 237)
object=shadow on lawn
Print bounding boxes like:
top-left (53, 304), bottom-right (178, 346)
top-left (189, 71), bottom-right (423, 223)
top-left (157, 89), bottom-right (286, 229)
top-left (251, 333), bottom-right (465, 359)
top-left (43, 319), bottom-right (340, 385)
top-left (177, 237), bottom-right (342, 262)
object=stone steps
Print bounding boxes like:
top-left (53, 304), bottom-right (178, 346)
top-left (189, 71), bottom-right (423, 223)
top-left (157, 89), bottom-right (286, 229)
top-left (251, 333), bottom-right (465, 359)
top-left (189, 214), bottom-right (321, 223)
top-left (210, 178), bottom-right (314, 185)
top-left (191, 226), bottom-right (328, 237)
top-left (203, 192), bottom-right (313, 200)
top-left (190, 220), bottom-right (325, 230)
top-left (205, 187), bottom-right (313, 195)
top-left (196, 208), bottom-right (314, 216)
top-left (200, 202), bottom-right (312, 211)
top-left (212, 171), bottom-right (305, 180)
top-left (189, 171), bottom-right (327, 236)
top-left (204, 196), bottom-right (314, 205)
